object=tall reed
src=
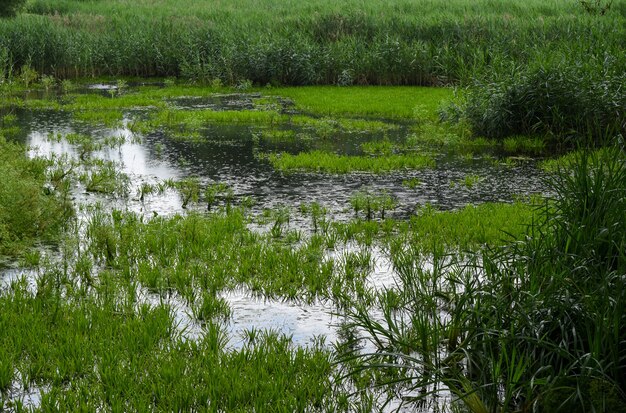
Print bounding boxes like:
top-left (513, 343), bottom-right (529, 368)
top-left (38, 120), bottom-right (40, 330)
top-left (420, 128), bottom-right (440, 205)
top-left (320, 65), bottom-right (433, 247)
top-left (343, 147), bottom-right (626, 412)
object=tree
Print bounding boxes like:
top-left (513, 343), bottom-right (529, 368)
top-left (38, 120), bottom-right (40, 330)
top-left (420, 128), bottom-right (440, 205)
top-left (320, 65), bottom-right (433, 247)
top-left (0, 0), bottom-right (27, 18)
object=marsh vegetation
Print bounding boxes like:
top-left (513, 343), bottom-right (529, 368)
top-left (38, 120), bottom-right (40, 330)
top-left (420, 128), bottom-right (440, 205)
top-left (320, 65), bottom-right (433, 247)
top-left (0, 0), bottom-right (625, 411)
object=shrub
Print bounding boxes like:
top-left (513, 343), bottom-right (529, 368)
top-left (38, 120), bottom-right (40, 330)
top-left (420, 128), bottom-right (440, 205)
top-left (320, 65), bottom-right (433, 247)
top-left (344, 148), bottom-right (626, 412)
top-left (459, 60), bottom-right (626, 145)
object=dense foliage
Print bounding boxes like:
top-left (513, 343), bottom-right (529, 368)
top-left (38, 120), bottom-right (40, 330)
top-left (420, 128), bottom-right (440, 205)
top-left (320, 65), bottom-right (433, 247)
top-left (457, 58), bottom-right (626, 143)
top-left (0, 136), bottom-right (71, 259)
top-left (346, 149), bottom-right (626, 412)
top-left (0, 0), bottom-right (623, 86)
top-left (0, 0), bottom-right (26, 18)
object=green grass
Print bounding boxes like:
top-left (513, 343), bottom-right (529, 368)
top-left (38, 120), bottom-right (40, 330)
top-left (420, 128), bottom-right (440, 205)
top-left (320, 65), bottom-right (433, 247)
top-left (403, 201), bottom-right (537, 253)
top-left (265, 86), bottom-right (453, 119)
top-left (0, 0), bottom-right (621, 87)
top-left (342, 149), bottom-right (626, 412)
top-left (540, 147), bottom-right (617, 172)
top-left (0, 136), bottom-right (72, 260)
top-left (267, 150), bottom-right (435, 174)
top-left (0, 273), bottom-right (341, 412)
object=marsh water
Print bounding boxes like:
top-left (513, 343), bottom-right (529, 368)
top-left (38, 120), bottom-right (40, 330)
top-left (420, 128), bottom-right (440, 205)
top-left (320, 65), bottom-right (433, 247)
top-left (3, 86), bottom-right (546, 347)
top-left (2, 85), bottom-right (542, 347)
top-left (0, 86), bottom-right (554, 411)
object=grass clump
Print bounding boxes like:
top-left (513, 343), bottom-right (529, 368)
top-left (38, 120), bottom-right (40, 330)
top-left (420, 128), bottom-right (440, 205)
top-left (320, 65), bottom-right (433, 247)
top-left (79, 161), bottom-right (129, 197)
top-left (265, 86), bottom-right (452, 119)
top-left (404, 201), bottom-right (537, 253)
top-left (84, 208), bottom-right (340, 301)
top-left (349, 189), bottom-right (396, 220)
top-left (0, 136), bottom-right (71, 260)
top-left (539, 146), bottom-right (617, 173)
top-left (456, 59), bottom-right (626, 145)
top-left (267, 150), bottom-right (435, 174)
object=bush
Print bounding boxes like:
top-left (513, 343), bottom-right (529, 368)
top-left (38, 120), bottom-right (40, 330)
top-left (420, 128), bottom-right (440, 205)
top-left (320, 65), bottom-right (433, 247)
top-left (0, 0), bottom-right (26, 17)
top-left (459, 60), bottom-right (626, 145)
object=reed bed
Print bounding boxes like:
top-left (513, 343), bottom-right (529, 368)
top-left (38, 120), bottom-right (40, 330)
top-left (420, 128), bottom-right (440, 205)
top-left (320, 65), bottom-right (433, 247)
top-left (0, 0), bottom-right (622, 87)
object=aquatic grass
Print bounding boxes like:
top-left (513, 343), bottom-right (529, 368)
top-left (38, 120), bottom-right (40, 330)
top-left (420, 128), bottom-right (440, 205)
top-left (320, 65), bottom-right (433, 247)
top-left (287, 115), bottom-right (397, 134)
top-left (254, 128), bottom-right (298, 144)
top-left (342, 148), bottom-right (626, 412)
top-left (402, 178), bottom-right (421, 189)
top-left (349, 190), bottom-right (396, 220)
top-left (63, 92), bottom-right (167, 111)
top-left (404, 122), bottom-right (495, 154)
top-left (268, 150), bottom-right (435, 174)
top-left (50, 132), bottom-right (102, 159)
top-left (502, 135), bottom-right (546, 154)
top-left (0, 271), bottom-right (341, 411)
top-left (450, 174), bottom-right (484, 190)
top-left (149, 108), bottom-right (281, 134)
top-left (204, 182), bottom-right (234, 212)
top-left (82, 208), bottom-right (342, 302)
top-left (265, 86), bottom-right (452, 119)
top-left (539, 147), bottom-right (617, 173)
top-left (0, 137), bottom-right (72, 259)
top-left (72, 108), bottom-right (124, 127)
top-left (300, 202), bottom-right (329, 234)
top-left (400, 201), bottom-right (538, 253)
top-left (78, 161), bottom-right (130, 197)
top-left (361, 140), bottom-right (394, 156)
top-left (192, 292), bottom-right (231, 322)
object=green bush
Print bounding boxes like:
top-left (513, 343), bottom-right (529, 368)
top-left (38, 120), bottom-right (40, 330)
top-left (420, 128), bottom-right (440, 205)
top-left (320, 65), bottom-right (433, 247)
top-left (459, 59), bottom-right (626, 144)
top-left (344, 148), bottom-right (626, 411)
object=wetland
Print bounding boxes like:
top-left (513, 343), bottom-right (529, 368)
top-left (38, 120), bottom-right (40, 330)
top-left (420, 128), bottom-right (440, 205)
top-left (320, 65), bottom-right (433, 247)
top-left (1, 0), bottom-right (625, 411)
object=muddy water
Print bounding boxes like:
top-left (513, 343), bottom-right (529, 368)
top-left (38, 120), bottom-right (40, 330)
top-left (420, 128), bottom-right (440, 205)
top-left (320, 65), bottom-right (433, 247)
top-left (4, 88), bottom-right (547, 349)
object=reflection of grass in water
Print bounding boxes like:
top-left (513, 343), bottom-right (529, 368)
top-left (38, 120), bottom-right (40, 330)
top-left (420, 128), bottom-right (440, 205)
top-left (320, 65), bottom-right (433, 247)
top-left (267, 150), bottom-right (435, 173)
